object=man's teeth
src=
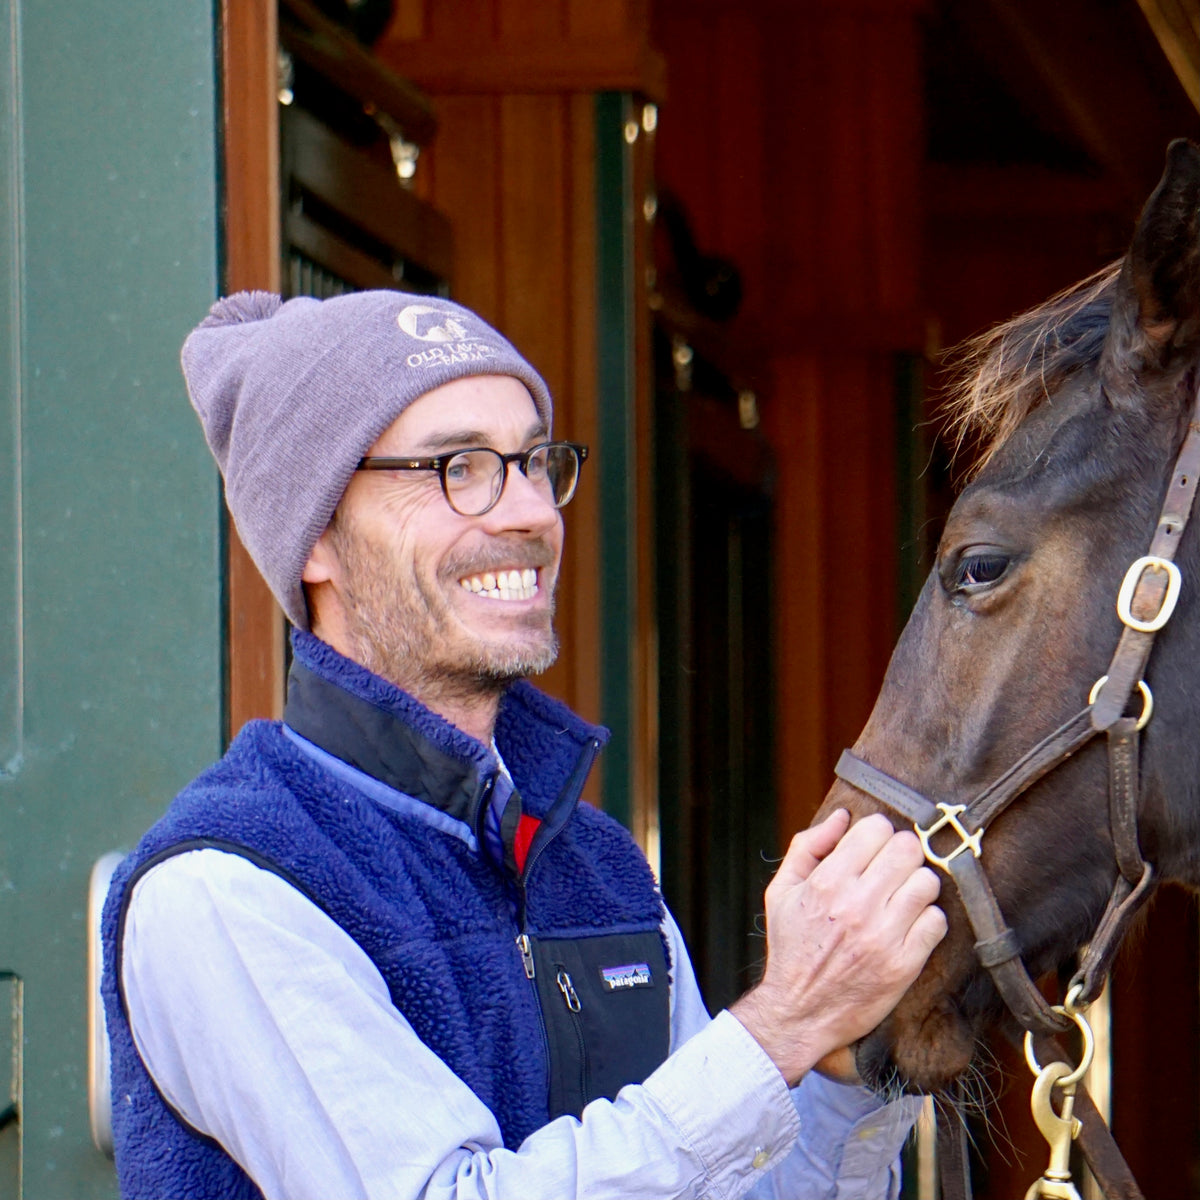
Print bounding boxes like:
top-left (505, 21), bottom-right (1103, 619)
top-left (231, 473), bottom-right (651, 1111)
top-left (459, 568), bottom-right (539, 600)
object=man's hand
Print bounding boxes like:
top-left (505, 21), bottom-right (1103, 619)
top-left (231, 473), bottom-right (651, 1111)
top-left (729, 809), bottom-right (946, 1087)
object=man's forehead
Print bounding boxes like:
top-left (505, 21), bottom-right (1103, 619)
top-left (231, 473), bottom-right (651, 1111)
top-left (371, 374), bottom-right (544, 454)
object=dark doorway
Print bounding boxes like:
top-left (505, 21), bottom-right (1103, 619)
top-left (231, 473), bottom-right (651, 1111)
top-left (654, 320), bottom-right (778, 1012)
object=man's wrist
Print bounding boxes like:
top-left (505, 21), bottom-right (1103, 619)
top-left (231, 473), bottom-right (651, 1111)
top-left (728, 988), bottom-right (823, 1088)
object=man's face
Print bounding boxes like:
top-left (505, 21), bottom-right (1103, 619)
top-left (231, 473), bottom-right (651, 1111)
top-left (305, 375), bottom-right (564, 703)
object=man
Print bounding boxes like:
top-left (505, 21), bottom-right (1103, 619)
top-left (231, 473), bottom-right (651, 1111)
top-left (101, 290), bottom-right (946, 1200)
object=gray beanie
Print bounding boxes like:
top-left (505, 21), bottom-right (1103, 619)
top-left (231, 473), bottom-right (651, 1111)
top-left (181, 290), bottom-right (553, 629)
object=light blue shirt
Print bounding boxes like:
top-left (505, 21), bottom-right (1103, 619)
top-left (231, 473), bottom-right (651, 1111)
top-left (123, 849), bottom-right (921, 1200)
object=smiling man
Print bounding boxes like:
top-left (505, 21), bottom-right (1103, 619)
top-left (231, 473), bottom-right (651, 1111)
top-left (305, 374), bottom-right (566, 742)
top-left (101, 291), bottom-right (944, 1200)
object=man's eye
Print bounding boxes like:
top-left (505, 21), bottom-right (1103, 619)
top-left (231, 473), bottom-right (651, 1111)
top-left (445, 457), bottom-right (474, 482)
top-left (955, 554), bottom-right (1010, 591)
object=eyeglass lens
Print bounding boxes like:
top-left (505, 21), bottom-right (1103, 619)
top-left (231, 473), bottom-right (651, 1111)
top-left (443, 444), bottom-right (580, 515)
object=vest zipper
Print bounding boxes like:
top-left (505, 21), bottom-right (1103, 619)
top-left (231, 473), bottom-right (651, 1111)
top-left (514, 921), bottom-right (552, 1101)
top-left (507, 735), bottom-right (602, 1109)
top-left (516, 933), bottom-right (536, 979)
top-left (555, 966), bottom-right (590, 1104)
top-left (514, 735), bottom-right (603, 931)
top-left (512, 734), bottom-right (603, 985)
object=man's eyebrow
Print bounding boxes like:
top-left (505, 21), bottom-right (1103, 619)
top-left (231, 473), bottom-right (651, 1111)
top-left (410, 423), bottom-right (549, 454)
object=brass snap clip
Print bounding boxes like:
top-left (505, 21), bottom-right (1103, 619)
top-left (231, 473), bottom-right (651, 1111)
top-left (1022, 989), bottom-right (1095, 1200)
top-left (1024, 1062), bottom-right (1084, 1200)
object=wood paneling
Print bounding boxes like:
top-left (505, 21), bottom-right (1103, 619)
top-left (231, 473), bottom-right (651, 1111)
top-left (221, 0), bottom-right (286, 735)
top-left (564, 94), bottom-right (604, 754)
top-left (654, 0), bottom-right (925, 839)
top-left (377, 0), bottom-right (665, 98)
top-left (223, 0), bottom-right (644, 804)
top-left (414, 91), bottom-right (607, 803)
top-left (384, 0), bottom-right (665, 815)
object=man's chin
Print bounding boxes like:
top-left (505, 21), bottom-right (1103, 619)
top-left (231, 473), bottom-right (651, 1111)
top-left (472, 636), bottom-right (560, 684)
top-left (458, 610), bottom-right (558, 677)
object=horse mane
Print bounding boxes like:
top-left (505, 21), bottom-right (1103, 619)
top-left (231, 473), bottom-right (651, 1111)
top-left (942, 260), bottom-right (1124, 475)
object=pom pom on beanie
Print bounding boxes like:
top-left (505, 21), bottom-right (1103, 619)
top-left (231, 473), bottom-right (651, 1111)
top-left (198, 291), bottom-right (283, 328)
top-left (181, 290), bottom-right (553, 629)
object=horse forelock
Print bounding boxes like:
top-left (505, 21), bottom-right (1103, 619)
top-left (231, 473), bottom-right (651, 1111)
top-left (942, 261), bottom-right (1124, 477)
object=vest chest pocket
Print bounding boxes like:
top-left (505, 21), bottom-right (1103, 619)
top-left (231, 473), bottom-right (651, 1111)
top-left (531, 931), bottom-right (669, 1121)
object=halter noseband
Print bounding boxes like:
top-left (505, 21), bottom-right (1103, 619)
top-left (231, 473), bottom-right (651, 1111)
top-left (836, 384), bottom-right (1200, 1036)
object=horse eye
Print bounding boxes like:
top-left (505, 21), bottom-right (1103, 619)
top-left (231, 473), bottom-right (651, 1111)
top-left (955, 553), bottom-right (1010, 591)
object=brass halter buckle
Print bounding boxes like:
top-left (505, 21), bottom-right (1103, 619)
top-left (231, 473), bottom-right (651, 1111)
top-left (914, 802), bottom-right (983, 872)
top-left (1116, 555), bottom-right (1181, 633)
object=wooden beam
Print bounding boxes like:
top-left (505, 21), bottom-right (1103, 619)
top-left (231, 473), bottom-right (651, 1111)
top-left (970, 0), bottom-right (1199, 208)
top-left (374, 39), bottom-right (667, 102)
top-left (1135, 0), bottom-right (1200, 112)
top-left (280, 0), bottom-right (438, 144)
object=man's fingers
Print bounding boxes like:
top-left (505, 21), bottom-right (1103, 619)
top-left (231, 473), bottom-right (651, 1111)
top-left (887, 865), bottom-right (946, 970)
top-left (774, 809), bottom-right (852, 886)
top-left (803, 812), bottom-right (901, 886)
top-left (903, 903), bottom-right (949, 958)
top-left (885, 862), bottom-right (942, 918)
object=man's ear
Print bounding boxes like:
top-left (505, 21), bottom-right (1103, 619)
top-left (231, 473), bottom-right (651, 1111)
top-left (302, 528), bottom-right (338, 585)
top-left (302, 527), bottom-right (345, 641)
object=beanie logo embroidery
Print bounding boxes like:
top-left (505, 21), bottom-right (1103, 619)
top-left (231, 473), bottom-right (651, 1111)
top-left (397, 304), bottom-right (506, 370)
top-left (397, 304), bottom-right (471, 343)
top-left (405, 343), bottom-right (502, 369)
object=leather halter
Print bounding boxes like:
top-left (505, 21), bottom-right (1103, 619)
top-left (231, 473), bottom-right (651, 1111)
top-left (836, 382), bottom-right (1200, 1037)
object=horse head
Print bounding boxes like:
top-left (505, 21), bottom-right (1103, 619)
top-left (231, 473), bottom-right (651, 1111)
top-left (821, 139), bottom-right (1200, 1094)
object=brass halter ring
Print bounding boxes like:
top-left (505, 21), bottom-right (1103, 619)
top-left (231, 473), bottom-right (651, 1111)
top-left (1088, 675), bottom-right (1153, 731)
top-left (1023, 985), bottom-right (1096, 1088)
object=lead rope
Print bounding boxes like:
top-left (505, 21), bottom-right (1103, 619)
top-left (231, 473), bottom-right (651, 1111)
top-left (935, 1085), bottom-right (974, 1200)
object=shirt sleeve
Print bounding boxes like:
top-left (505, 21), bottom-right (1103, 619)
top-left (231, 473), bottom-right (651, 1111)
top-left (122, 849), bottom-right (914, 1200)
top-left (660, 908), bottom-right (921, 1200)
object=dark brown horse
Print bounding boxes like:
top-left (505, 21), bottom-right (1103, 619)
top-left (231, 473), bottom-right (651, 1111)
top-left (820, 139), bottom-right (1200, 1099)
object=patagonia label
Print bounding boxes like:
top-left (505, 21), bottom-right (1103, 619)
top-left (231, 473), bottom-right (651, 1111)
top-left (599, 962), bottom-right (654, 991)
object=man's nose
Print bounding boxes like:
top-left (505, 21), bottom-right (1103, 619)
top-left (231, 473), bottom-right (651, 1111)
top-left (480, 461), bottom-right (560, 531)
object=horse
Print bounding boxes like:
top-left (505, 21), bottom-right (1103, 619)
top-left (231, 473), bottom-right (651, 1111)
top-left (819, 138), bottom-right (1200, 1114)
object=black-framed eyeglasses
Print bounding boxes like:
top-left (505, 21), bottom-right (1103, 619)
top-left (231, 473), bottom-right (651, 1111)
top-left (357, 441), bottom-right (589, 517)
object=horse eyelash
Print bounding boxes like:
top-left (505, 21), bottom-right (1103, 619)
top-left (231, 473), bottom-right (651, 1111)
top-left (956, 554), bottom-right (1010, 590)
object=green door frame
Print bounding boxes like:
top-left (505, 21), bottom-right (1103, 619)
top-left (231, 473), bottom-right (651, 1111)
top-left (594, 91), bottom-right (638, 831)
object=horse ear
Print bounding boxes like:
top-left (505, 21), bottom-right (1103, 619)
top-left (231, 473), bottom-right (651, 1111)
top-left (1105, 139), bottom-right (1200, 389)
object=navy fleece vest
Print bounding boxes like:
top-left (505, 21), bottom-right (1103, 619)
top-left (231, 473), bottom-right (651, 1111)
top-left (101, 633), bottom-right (666, 1200)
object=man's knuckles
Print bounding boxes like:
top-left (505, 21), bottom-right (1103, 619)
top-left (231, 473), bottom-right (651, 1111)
top-left (873, 829), bottom-right (925, 872)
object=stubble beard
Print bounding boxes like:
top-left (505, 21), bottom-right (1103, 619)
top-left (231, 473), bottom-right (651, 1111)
top-left (329, 517), bottom-right (560, 706)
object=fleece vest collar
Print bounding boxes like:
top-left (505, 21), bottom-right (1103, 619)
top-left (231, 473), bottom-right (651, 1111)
top-left (284, 655), bottom-right (492, 835)
top-left (284, 630), bottom-right (609, 876)
top-left (287, 629), bottom-right (610, 817)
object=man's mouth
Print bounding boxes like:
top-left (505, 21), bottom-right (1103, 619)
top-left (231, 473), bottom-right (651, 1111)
top-left (458, 568), bottom-right (539, 601)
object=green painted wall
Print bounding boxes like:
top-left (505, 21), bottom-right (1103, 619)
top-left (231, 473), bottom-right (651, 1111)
top-left (0, 2), bottom-right (223, 1195)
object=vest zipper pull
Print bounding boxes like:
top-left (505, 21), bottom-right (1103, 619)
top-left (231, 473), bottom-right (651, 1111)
top-left (556, 969), bottom-right (581, 1013)
top-left (516, 933), bottom-right (536, 979)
